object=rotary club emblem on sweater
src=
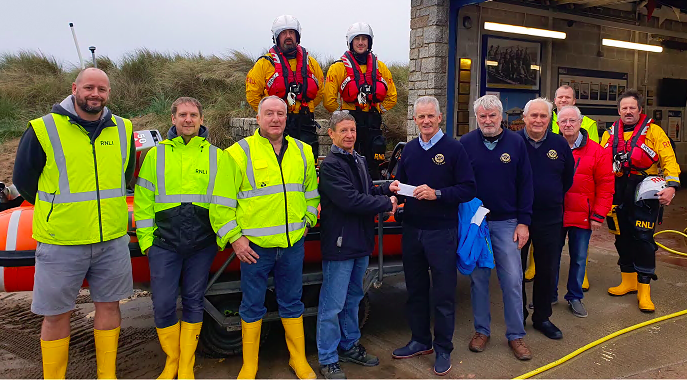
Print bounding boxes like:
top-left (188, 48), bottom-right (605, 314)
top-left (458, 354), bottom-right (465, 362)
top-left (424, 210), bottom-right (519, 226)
top-left (547, 149), bottom-right (558, 160)
top-left (500, 153), bottom-right (511, 163)
top-left (433, 153), bottom-right (445, 165)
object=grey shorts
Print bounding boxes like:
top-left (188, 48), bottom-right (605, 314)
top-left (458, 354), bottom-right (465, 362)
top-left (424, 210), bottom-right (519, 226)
top-left (31, 234), bottom-right (133, 316)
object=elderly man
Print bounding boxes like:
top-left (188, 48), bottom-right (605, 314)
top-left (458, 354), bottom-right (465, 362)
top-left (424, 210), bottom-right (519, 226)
top-left (556, 105), bottom-right (614, 318)
top-left (518, 98), bottom-right (574, 340)
top-left (135, 97), bottom-right (223, 379)
top-left (13, 68), bottom-right (135, 379)
top-left (323, 22), bottom-right (397, 179)
top-left (601, 89), bottom-right (681, 312)
top-left (390, 96), bottom-right (476, 376)
top-left (316, 111), bottom-right (398, 379)
top-left (552, 85), bottom-right (599, 143)
top-left (210, 95), bottom-right (320, 379)
top-left (246, 14), bottom-right (324, 156)
top-left (461, 95), bottom-right (533, 360)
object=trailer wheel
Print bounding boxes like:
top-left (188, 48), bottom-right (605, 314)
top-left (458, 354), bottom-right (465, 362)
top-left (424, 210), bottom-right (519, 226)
top-left (199, 294), bottom-right (271, 358)
top-left (358, 293), bottom-right (370, 329)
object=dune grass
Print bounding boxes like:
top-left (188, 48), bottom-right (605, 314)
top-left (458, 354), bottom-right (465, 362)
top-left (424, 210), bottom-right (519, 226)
top-left (0, 50), bottom-right (408, 148)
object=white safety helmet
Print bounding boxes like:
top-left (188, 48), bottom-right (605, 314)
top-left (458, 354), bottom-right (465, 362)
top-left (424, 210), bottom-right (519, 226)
top-left (635, 176), bottom-right (667, 202)
top-left (346, 22), bottom-right (374, 51)
top-left (271, 15), bottom-right (301, 44)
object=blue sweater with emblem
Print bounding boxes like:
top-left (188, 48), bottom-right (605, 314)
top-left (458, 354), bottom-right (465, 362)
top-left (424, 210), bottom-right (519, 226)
top-left (396, 134), bottom-right (476, 230)
top-left (461, 128), bottom-right (533, 226)
top-left (517, 129), bottom-right (575, 224)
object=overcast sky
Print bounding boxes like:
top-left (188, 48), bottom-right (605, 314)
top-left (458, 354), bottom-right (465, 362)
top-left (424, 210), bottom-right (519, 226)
top-left (2, 0), bottom-right (411, 69)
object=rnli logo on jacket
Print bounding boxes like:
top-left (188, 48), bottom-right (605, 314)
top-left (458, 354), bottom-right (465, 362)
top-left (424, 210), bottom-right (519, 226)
top-left (636, 220), bottom-right (655, 229)
top-left (196, 169), bottom-right (207, 174)
top-left (433, 154), bottom-right (445, 165)
top-left (547, 149), bottom-right (558, 160)
top-left (500, 153), bottom-right (511, 163)
top-left (100, 141), bottom-right (114, 146)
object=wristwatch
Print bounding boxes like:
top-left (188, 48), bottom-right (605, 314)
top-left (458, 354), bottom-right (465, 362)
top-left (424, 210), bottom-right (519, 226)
top-left (435, 189), bottom-right (442, 199)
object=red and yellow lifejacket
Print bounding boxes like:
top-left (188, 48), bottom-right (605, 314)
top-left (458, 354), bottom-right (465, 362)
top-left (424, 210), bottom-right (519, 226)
top-left (339, 51), bottom-right (388, 106)
top-left (265, 45), bottom-right (319, 104)
top-left (606, 114), bottom-right (659, 176)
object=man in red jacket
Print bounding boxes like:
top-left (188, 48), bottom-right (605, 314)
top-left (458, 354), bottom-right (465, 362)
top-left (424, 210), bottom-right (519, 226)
top-left (558, 106), bottom-right (614, 317)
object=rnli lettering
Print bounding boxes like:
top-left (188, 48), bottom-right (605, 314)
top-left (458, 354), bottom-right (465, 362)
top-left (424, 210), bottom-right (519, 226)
top-left (100, 141), bottom-right (114, 146)
top-left (196, 169), bottom-right (208, 174)
top-left (374, 153), bottom-right (385, 160)
top-left (635, 220), bottom-right (655, 229)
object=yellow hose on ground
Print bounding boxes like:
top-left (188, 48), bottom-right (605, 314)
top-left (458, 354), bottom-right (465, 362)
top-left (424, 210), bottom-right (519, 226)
top-left (514, 309), bottom-right (687, 379)
top-left (515, 226), bottom-right (687, 379)
top-left (653, 228), bottom-right (687, 257)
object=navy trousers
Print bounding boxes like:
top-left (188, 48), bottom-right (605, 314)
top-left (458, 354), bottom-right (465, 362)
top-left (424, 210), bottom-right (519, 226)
top-left (401, 224), bottom-right (458, 355)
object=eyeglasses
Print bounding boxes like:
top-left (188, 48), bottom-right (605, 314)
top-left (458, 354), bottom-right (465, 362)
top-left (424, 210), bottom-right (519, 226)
top-left (558, 119), bottom-right (579, 125)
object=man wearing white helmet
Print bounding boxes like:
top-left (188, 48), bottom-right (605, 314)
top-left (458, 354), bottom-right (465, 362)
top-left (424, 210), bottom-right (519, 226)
top-left (246, 15), bottom-right (324, 156)
top-left (323, 22), bottom-right (397, 179)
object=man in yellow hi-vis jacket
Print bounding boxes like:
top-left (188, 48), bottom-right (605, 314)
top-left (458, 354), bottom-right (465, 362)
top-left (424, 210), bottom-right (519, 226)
top-left (12, 68), bottom-right (135, 379)
top-left (134, 97), bottom-right (226, 379)
top-left (210, 95), bottom-right (320, 379)
top-left (323, 22), bottom-right (397, 179)
top-left (600, 89), bottom-right (681, 313)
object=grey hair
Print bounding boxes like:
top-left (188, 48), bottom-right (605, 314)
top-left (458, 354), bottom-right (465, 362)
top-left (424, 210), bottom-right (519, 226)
top-left (413, 96), bottom-right (441, 116)
top-left (473, 95), bottom-right (503, 115)
top-left (523, 97), bottom-right (553, 116)
top-left (257, 95), bottom-right (287, 114)
top-left (557, 105), bottom-right (583, 121)
top-left (555, 85), bottom-right (575, 99)
top-left (329, 110), bottom-right (356, 130)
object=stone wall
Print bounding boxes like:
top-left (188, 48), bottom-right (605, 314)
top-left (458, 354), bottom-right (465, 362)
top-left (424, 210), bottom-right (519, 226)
top-left (408, 0), bottom-right (450, 141)
top-left (228, 118), bottom-right (332, 157)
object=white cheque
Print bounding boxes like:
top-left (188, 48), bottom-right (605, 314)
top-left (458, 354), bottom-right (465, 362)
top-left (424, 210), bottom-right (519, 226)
top-left (398, 183), bottom-right (417, 198)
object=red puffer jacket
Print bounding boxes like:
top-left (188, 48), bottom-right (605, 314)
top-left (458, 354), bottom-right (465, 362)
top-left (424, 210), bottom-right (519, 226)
top-left (563, 129), bottom-right (615, 229)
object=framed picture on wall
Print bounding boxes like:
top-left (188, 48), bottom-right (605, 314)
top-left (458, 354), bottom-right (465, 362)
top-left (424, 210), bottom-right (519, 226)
top-left (580, 83), bottom-right (590, 100)
top-left (484, 36), bottom-right (541, 91)
top-left (590, 83), bottom-right (599, 100)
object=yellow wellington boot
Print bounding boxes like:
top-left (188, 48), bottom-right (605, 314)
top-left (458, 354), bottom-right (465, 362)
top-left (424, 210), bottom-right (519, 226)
top-left (237, 320), bottom-right (262, 379)
top-left (608, 272), bottom-right (638, 296)
top-left (637, 283), bottom-right (656, 313)
top-left (582, 253), bottom-right (590, 292)
top-left (178, 321), bottom-right (202, 380)
top-left (282, 316), bottom-right (316, 379)
top-left (156, 322), bottom-right (180, 379)
top-left (41, 336), bottom-right (70, 379)
top-left (94, 327), bottom-right (120, 379)
top-left (524, 246), bottom-right (535, 281)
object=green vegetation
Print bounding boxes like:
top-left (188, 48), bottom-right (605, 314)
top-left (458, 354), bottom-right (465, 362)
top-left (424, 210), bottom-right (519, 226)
top-left (0, 50), bottom-right (408, 148)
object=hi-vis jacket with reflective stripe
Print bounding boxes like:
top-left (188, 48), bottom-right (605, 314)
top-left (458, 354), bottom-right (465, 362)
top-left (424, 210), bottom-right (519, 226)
top-left (30, 113), bottom-right (132, 245)
top-left (134, 131), bottom-right (229, 253)
top-left (210, 130), bottom-right (320, 250)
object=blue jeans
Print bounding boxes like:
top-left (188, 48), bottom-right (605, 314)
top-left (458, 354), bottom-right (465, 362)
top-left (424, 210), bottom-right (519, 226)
top-left (555, 227), bottom-right (592, 301)
top-left (148, 244), bottom-right (218, 328)
top-left (316, 256), bottom-right (369, 365)
top-left (470, 219), bottom-right (525, 341)
top-left (239, 237), bottom-right (305, 322)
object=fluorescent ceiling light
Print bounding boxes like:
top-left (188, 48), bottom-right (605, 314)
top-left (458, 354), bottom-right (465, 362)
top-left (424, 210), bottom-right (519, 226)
top-left (602, 38), bottom-right (663, 53)
top-left (484, 22), bottom-right (566, 39)
top-left (486, 60), bottom-right (499, 66)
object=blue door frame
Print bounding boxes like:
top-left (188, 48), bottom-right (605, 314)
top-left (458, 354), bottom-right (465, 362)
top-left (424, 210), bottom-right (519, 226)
top-left (446, 0), bottom-right (489, 137)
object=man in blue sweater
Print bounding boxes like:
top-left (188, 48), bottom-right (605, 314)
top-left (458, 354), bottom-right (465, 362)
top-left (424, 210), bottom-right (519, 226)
top-left (390, 96), bottom-right (476, 376)
top-left (518, 98), bottom-right (574, 340)
top-left (462, 95), bottom-right (533, 360)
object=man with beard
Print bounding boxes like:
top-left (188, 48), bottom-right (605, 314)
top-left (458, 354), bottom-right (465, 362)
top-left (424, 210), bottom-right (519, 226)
top-left (13, 67), bottom-right (135, 379)
top-left (461, 95), bottom-right (533, 360)
top-left (518, 98), bottom-right (574, 340)
top-left (323, 22), bottom-right (397, 179)
top-left (601, 89), bottom-right (680, 312)
top-left (246, 15), bottom-right (324, 156)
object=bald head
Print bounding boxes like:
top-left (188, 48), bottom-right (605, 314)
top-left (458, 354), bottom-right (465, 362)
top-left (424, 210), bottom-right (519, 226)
top-left (74, 68), bottom-right (110, 87)
top-left (72, 67), bottom-right (111, 121)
